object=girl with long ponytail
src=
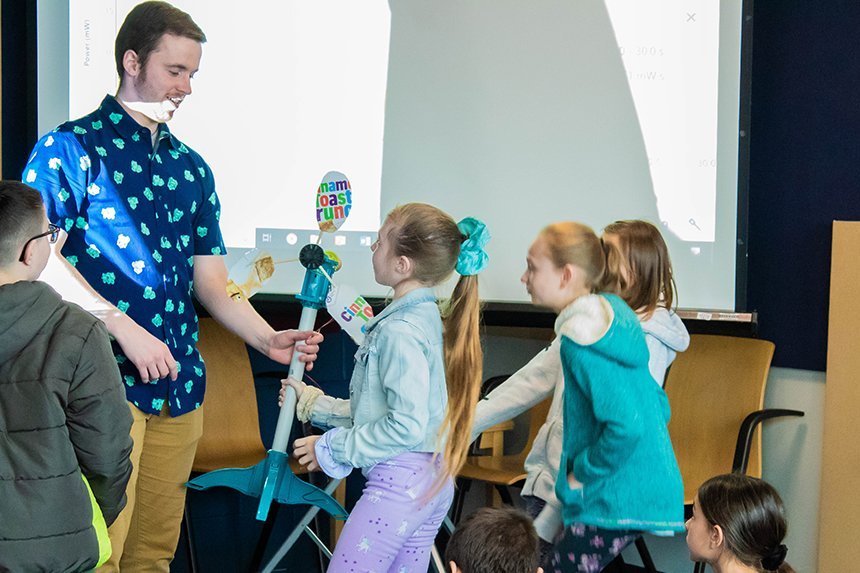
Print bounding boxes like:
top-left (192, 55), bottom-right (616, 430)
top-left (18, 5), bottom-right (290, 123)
top-left (283, 203), bottom-right (488, 573)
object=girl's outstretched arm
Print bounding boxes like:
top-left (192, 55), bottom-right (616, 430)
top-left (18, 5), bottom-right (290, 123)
top-left (472, 338), bottom-right (560, 439)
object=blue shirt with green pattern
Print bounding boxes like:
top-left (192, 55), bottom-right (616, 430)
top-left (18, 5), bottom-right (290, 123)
top-left (23, 95), bottom-right (226, 416)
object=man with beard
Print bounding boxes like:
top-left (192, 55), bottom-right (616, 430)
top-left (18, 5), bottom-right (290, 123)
top-left (22, 3), bottom-right (322, 570)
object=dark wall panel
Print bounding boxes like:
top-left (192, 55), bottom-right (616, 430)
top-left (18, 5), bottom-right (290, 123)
top-left (746, 1), bottom-right (860, 370)
top-left (1, 0), bottom-right (37, 179)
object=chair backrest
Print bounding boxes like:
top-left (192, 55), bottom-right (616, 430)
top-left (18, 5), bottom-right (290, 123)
top-left (475, 375), bottom-right (552, 461)
top-left (518, 397), bottom-right (552, 461)
top-left (664, 334), bottom-right (775, 505)
top-left (193, 317), bottom-right (267, 473)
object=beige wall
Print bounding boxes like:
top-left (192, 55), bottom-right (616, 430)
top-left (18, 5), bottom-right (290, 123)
top-left (818, 221), bottom-right (860, 571)
top-left (764, 367), bottom-right (824, 573)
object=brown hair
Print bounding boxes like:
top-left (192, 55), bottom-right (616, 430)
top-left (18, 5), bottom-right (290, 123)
top-left (538, 222), bottom-right (605, 291)
top-left (385, 203), bottom-right (483, 483)
top-left (115, 1), bottom-right (206, 82)
top-left (698, 474), bottom-right (796, 573)
top-left (602, 220), bottom-right (677, 316)
top-left (445, 507), bottom-right (540, 573)
top-left (0, 181), bottom-right (45, 267)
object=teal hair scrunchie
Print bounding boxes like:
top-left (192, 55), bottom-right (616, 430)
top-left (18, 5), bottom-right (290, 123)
top-left (456, 217), bottom-right (490, 276)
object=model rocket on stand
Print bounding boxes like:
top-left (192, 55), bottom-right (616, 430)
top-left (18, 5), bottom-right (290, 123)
top-left (186, 171), bottom-right (373, 522)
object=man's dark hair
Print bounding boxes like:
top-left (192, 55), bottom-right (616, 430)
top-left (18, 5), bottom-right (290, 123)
top-left (446, 507), bottom-right (540, 573)
top-left (115, 1), bottom-right (206, 81)
top-left (0, 181), bottom-right (45, 267)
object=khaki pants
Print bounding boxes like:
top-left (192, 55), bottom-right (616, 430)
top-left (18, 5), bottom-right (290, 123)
top-left (98, 402), bottom-right (204, 572)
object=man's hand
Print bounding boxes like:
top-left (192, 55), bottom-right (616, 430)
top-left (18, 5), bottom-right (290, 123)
top-left (110, 313), bottom-right (178, 383)
top-left (264, 330), bottom-right (323, 368)
top-left (293, 435), bottom-right (322, 471)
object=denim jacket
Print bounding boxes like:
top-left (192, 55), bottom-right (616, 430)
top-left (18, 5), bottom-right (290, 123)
top-left (309, 287), bottom-right (448, 468)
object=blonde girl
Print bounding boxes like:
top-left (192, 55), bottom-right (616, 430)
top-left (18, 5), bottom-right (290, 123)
top-left (471, 220), bottom-right (688, 568)
top-left (283, 203), bottom-right (488, 573)
top-left (518, 222), bottom-right (683, 573)
top-left (601, 220), bottom-right (689, 386)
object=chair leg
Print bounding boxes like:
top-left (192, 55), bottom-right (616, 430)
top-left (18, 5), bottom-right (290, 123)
top-left (451, 477), bottom-right (472, 524)
top-left (495, 484), bottom-right (514, 506)
top-left (306, 470), bottom-right (327, 571)
top-left (249, 503), bottom-right (281, 572)
top-left (604, 554), bottom-right (626, 572)
top-left (183, 499), bottom-right (199, 573)
top-left (634, 536), bottom-right (658, 573)
top-left (313, 490), bottom-right (333, 569)
top-left (430, 543), bottom-right (447, 573)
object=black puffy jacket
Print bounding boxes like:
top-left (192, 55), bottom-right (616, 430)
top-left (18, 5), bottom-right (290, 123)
top-left (0, 281), bottom-right (133, 572)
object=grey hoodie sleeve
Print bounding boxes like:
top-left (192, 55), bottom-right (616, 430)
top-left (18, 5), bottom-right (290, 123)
top-left (472, 338), bottom-right (560, 440)
top-left (67, 321), bottom-right (133, 526)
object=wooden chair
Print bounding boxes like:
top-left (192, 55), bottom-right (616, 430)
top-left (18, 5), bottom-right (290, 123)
top-left (451, 375), bottom-right (552, 522)
top-left (184, 318), bottom-right (341, 572)
top-left (635, 334), bottom-right (804, 573)
top-left (666, 335), bottom-right (805, 504)
top-left (193, 317), bottom-right (269, 474)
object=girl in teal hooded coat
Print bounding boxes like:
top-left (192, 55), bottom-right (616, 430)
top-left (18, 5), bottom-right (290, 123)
top-left (520, 222), bottom-right (684, 573)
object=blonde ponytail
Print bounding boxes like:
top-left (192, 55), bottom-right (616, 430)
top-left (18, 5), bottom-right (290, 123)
top-left (438, 274), bottom-right (483, 480)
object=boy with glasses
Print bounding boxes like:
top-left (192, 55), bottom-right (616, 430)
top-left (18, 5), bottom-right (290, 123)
top-left (0, 180), bottom-right (134, 572)
top-left (17, 222), bottom-right (59, 261)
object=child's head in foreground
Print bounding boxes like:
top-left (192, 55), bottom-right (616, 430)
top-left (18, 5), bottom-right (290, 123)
top-left (687, 473), bottom-right (795, 573)
top-left (446, 507), bottom-right (542, 573)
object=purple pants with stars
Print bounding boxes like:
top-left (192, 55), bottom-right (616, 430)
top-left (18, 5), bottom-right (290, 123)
top-left (328, 451), bottom-right (454, 573)
top-left (551, 523), bottom-right (639, 573)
